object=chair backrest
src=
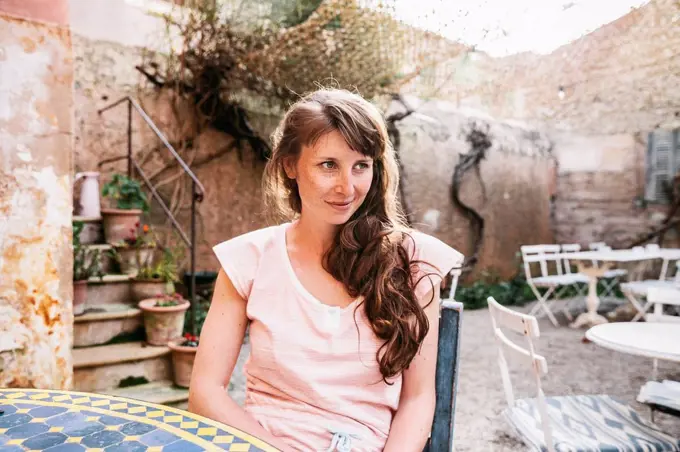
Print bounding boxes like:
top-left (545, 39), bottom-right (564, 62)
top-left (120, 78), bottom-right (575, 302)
top-left (520, 244), bottom-right (563, 280)
top-left (423, 301), bottom-right (463, 452)
top-left (646, 287), bottom-right (680, 323)
top-left (589, 241), bottom-right (607, 250)
top-left (487, 297), bottom-right (554, 452)
top-left (560, 244), bottom-right (581, 274)
top-left (444, 268), bottom-right (462, 303)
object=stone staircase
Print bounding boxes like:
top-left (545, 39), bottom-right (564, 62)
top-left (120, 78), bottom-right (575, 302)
top-left (72, 215), bottom-right (189, 408)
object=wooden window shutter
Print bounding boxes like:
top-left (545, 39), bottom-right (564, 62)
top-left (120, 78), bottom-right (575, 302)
top-left (646, 129), bottom-right (675, 202)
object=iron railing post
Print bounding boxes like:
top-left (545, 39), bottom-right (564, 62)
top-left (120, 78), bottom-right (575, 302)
top-left (127, 99), bottom-right (133, 178)
top-left (190, 180), bottom-right (197, 337)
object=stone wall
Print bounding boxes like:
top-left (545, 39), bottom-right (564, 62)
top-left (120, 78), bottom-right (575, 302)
top-left (442, 0), bottom-right (680, 247)
top-left (392, 98), bottom-right (554, 278)
top-left (0, 1), bottom-right (74, 388)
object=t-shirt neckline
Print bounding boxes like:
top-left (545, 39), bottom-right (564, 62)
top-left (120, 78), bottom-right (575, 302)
top-left (279, 222), bottom-right (363, 314)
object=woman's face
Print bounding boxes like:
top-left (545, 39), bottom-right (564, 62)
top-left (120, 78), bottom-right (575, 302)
top-left (286, 130), bottom-right (374, 225)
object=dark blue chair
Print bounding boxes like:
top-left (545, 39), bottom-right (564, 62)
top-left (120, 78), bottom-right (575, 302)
top-left (423, 300), bottom-right (463, 452)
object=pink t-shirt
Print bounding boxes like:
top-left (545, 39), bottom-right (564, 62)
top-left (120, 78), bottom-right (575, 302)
top-left (213, 223), bottom-right (463, 451)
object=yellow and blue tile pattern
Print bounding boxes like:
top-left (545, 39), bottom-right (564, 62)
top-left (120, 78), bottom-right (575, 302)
top-left (0, 389), bottom-right (279, 452)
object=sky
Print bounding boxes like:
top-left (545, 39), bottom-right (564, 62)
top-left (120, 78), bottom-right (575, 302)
top-left (387, 0), bottom-right (649, 56)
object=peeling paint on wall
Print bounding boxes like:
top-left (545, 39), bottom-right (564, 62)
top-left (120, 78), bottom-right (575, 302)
top-left (0, 12), bottom-right (74, 389)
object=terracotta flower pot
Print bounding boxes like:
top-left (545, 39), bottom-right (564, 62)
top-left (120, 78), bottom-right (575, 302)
top-left (73, 280), bottom-right (88, 316)
top-left (115, 247), bottom-right (155, 276)
top-left (101, 208), bottom-right (142, 245)
top-left (138, 298), bottom-right (190, 346)
top-left (131, 279), bottom-right (170, 302)
top-left (168, 340), bottom-right (198, 388)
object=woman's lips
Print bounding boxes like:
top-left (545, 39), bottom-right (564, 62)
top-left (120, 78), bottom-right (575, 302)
top-left (327, 200), bottom-right (354, 211)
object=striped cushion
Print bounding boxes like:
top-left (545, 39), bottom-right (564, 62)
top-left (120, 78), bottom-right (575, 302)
top-left (505, 394), bottom-right (680, 451)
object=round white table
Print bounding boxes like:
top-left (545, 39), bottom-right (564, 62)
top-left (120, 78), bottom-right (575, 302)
top-left (585, 322), bottom-right (680, 362)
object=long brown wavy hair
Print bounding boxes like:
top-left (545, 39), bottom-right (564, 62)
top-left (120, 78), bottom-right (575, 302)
top-left (263, 89), bottom-right (437, 382)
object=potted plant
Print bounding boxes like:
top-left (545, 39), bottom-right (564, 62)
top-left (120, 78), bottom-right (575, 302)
top-left (138, 293), bottom-right (190, 346)
top-left (73, 221), bottom-right (104, 315)
top-left (114, 223), bottom-right (156, 276)
top-left (168, 333), bottom-right (198, 388)
top-left (131, 247), bottom-right (179, 302)
top-left (101, 173), bottom-right (149, 245)
top-left (168, 287), bottom-right (211, 388)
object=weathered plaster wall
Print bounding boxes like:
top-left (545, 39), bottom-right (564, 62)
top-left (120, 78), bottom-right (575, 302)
top-left (0, 3), bottom-right (74, 388)
top-left (392, 98), bottom-right (554, 278)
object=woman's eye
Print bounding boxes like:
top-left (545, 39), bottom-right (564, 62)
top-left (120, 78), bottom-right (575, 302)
top-left (355, 162), bottom-right (370, 170)
top-left (321, 161), bottom-right (335, 169)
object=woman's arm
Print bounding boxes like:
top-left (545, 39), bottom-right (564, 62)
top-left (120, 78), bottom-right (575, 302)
top-left (383, 286), bottom-right (440, 452)
top-left (188, 270), bottom-right (292, 452)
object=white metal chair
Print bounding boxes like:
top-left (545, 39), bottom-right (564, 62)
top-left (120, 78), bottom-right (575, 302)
top-left (487, 296), bottom-right (680, 452)
top-left (621, 260), bottom-right (680, 321)
top-left (558, 244), bottom-right (589, 320)
top-left (521, 245), bottom-right (588, 326)
top-left (587, 242), bottom-right (628, 297)
top-left (443, 268), bottom-right (461, 303)
top-left (636, 287), bottom-right (680, 423)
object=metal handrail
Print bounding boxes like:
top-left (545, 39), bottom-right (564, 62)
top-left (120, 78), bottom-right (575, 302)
top-left (98, 96), bottom-right (204, 336)
top-left (98, 96), bottom-right (206, 200)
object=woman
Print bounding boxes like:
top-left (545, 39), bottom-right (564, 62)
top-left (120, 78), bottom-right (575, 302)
top-left (188, 89), bottom-right (463, 452)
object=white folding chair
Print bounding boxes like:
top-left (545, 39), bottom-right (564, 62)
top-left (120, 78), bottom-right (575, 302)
top-left (520, 245), bottom-right (587, 326)
top-left (621, 260), bottom-right (680, 321)
top-left (637, 287), bottom-right (680, 423)
top-left (487, 296), bottom-right (680, 452)
top-left (443, 268), bottom-right (461, 303)
top-left (558, 244), bottom-right (588, 320)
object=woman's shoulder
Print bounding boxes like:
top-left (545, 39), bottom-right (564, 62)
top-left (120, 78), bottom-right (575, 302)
top-left (213, 224), bottom-right (284, 255)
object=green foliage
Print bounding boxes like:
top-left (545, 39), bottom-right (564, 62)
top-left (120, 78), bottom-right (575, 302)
top-left (183, 278), bottom-right (215, 338)
top-left (455, 272), bottom-right (533, 310)
top-left (101, 174), bottom-right (149, 211)
top-left (137, 247), bottom-right (180, 289)
top-left (73, 221), bottom-right (104, 281)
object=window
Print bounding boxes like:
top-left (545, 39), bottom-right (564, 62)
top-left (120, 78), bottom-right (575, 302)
top-left (646, 128), bottom-right (680, 203)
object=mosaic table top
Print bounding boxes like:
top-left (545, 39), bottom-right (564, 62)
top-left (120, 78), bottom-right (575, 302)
top-left (0, 389), bottom-right (279, 452)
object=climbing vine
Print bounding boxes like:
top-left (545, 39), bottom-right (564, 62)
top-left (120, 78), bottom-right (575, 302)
top-left (452, 124), bottom-right (492, 271)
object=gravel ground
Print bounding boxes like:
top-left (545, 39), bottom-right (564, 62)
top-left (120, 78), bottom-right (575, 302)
top-left (227, 299), bottom-right (680, 451)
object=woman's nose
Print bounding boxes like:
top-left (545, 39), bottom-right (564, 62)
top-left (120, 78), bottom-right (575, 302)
top-left (335, 170), bottom-right (354, 195)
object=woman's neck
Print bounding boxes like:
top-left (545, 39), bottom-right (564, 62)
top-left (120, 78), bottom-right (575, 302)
top-left (290, 215), bottom-right (338, 257)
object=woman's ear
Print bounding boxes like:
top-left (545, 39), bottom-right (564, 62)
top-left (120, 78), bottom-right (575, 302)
top-left (283, 156), bottom-right (297, 180)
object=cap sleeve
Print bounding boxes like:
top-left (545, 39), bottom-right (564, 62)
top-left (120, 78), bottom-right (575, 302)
top-left (212, 227), bottom-right (274, 299)
top-left (405, 231), bottom-right (464, 301)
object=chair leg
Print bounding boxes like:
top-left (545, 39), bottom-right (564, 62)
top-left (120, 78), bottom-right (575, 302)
top-left (623, 291), bottom-right (650, 321)
top-left (528, 286), bottom-right (559, 327)
top-left (601, 277), bottom-right (620, 298)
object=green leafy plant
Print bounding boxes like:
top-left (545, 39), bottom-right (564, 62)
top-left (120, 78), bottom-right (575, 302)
top-left (73, 221), bottom-right (104, 281)
top-left (154, 292), bottom-right (186, 308)
top-left (102, 174), bottom-right (149, 211)
top-left (137, 247), bottom-right (180, 294)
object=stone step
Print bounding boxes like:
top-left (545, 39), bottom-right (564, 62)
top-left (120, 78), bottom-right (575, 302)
top-left (85, 274), bottom-right (134, 308)
top-left (102, 380), bottom-right (189, 408)
top-left (74, 304), bottom-right (142, 347)
top-left (73, 215), bottom-right (103, 244)
top-left (73, 342), bottom-right (172, 393)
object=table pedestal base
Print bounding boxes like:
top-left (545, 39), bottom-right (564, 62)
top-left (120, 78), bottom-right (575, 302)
top-left (570, 310), bottom-right (609, 329)
top-left (570, 263), bottom-right (612, 329)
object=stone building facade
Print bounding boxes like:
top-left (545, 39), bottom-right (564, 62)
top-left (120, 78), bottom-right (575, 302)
top-left (438, 0), bottom-right (680, 247)
top-left (0, 0), bottom-right (74, 388)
